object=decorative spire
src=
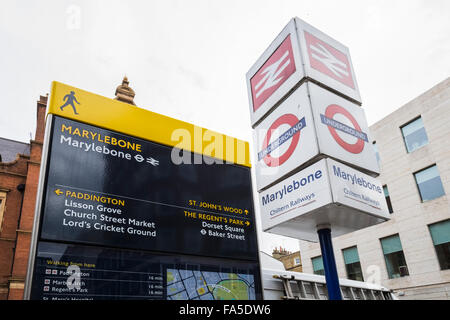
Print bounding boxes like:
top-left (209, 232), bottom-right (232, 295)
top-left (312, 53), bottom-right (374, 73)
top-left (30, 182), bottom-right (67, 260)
top-left (114, 76), bottom-right (136, 105)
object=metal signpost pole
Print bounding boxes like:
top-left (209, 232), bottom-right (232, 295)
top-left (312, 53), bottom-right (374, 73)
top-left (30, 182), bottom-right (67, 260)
top-left (317, 224), bottom-right (342, 300)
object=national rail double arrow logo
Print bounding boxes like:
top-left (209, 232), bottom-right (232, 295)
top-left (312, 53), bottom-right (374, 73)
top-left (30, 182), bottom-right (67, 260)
top-left (258, 113), bottom-right (306, 167)
top-left (304, 31), bottom-right (355, 89)
top-left (250, 35), bottom-right (296, 112)
top-left (321, 104), bottom-right (368, 154)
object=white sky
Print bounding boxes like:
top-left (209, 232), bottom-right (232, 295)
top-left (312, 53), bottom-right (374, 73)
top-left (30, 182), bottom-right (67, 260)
top-left (1, 0), bottom-right (449, 255)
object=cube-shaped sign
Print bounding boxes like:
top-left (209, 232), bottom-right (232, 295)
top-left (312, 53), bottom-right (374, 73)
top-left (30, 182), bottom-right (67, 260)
top-left (252, 85), bottom-right (319, 191)
top-left (246, 19), bottom-right (305, 128)
top-left (253, 82), bottom-right (378, 191)
top-left (259, 158), bottom-right (389, 242)
top-left (247, 17), bottom-right (361, 127)
top-left (308, 83), bottom-right (379, 176)
top-left (297, 18), bottom-right (360, 104)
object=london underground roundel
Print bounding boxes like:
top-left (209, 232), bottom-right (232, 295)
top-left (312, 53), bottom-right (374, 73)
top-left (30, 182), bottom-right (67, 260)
top-left (258, 113), bottom-right (306, 167)
top-left (320, 104), bottom-right (368, 154)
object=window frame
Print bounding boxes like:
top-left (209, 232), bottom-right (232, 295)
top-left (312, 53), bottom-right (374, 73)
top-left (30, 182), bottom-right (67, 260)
top-left (380, 234), bottom-right (410, 279)
top-left (382, 185), bottom-right (394, 214)
top-left (311, 255), bottom-right (324, 276)
top-left (0, 191), bottom-right (6, 233)
top-left (400, 115), bottom-right (428, 153)
top-left (428, 219), bottom-right (450, 271)
top-left (342, 246), bottom-right (364, 281)
top-left (413, 164), bottom-right (446, 202)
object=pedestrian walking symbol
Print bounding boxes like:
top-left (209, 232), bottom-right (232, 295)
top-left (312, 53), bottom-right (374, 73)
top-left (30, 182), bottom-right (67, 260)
top-left (60, 91), bottom-right (81, 114)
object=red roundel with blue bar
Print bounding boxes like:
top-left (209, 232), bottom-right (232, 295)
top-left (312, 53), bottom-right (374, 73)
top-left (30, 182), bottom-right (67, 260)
top-left (259, 113), bottom-right (306, 167)
top-left (320, 104), bottom-right (368, 154)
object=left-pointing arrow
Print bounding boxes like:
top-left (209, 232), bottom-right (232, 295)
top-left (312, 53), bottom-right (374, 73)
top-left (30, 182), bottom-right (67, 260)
top-left (54, 189), bottom-right (63, 196)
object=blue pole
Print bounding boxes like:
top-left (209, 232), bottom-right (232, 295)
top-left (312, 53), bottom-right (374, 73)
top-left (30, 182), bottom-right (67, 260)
top-left (317, 227), bottom-right (342, 300)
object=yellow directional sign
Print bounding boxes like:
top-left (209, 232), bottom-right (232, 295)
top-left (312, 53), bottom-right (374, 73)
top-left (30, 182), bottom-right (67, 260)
top-left (54, 189), bottom-right (63, 196)
top-left (47, 81), bottom-right (251, 167)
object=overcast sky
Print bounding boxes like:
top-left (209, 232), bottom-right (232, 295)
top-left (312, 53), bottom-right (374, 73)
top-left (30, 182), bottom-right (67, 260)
top-left (1, 0), bottom-right (449, 254)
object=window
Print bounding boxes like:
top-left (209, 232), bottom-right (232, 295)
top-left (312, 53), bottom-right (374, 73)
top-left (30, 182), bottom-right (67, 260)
top-left (312, 256), bottom-right (324, 275)
top-left (400, 116), bottom-right (428, 153)
top-left (372, 141), bottom-right (381, 164)
top-left (383, 185), bottom-right (394, 214)
top-left (380, 234), bottom-right (409, 279)
top-left (342, 246), bottom-right (364, 281)
top-left (294, 257), bottom-right (301, 266)
top-left (0, 192), bottom-right (6, 232)
top-left (414, 165), bottom-right (445, 201)
top-left (428, 220), bottom-right (450, 270)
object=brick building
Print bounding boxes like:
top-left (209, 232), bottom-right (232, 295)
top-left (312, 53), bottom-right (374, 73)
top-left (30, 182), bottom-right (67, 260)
top-left (0, 95), bottom-right (46, 299)
top-left (272, 247), bottom-right (302, 273)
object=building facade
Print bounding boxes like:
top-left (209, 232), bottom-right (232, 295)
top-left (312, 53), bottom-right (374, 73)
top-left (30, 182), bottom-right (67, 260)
top-left (272, 247), bottom-right (302, 272)
top-left (0, 95), bottom-right (46, 299)
top-left (299, 78), bottom-right (450, 299)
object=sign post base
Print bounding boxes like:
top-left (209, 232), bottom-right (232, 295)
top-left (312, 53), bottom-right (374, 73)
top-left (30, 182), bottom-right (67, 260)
top-left (317, 225), bottom-right (342, 300)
